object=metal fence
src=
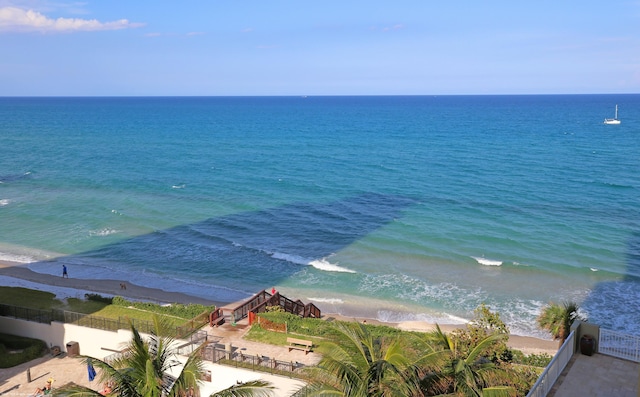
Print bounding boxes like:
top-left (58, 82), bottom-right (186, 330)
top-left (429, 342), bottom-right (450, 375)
top-left (599, 328), bottom-right (640, 363)
top-left (0, 304), bottom-right (61, 323)
top-left (526, 330), bottom-right (575, 397)
top-left (0, 303), bottom-right (207, 338)
top-left (175, 330), bottom-right (208, 356)
top-left (105, 329), bottom-right (209, 364)
top-left (200, 344), bottom-right (306, 378)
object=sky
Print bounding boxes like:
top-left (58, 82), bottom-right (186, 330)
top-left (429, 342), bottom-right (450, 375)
top-left (0, 1), bottom-right (639, 96)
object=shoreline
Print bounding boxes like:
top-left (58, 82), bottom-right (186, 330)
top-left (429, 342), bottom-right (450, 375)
top-left (0, 260), bottom-right (558, 355)
top-left (0, 260), bottom-right (224, 307)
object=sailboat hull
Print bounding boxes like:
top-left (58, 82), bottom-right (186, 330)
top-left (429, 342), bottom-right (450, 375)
top-left (604, 105), bottom-right (621, 125)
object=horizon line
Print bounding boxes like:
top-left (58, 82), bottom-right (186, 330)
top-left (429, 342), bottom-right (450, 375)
top-left (1, 93), bottom-right (638, 98)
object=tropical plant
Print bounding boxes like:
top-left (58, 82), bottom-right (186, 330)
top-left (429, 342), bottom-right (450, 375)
top-left (56, 315), bottom-right (273, 397)
top-left (537, 301), bottom-right (585, 346)
top-left (419, 325), bottom-right (515, 397)
top-left (450, 304), bottom-right (511, 363)
top-left (304, 321), bottom-right (428, 396)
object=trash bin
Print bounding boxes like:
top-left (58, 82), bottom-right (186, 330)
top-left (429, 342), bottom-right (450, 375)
top-left (580, 334), bottom-right (595, 356)
top-left (66, 341), bottom-right (79, 357)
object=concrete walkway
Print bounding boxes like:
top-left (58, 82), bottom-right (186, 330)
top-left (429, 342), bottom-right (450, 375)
top-left (204, 316), bottom-right (322, 367)
top-left (549, 353), bottom-right (639, 397)
top-left (0, 353), bottom-right (96, 396)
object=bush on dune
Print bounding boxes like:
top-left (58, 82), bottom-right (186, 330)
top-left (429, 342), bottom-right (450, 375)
top-left (111, 296), bottom-right (214, 319)
top-left (0, 333), bottom-right (47, 368)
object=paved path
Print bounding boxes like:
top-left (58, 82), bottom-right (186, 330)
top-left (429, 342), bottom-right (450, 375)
top-left (204, 317), bottom-right (322, 367)
top-left (0, 354), bottom-right (96, 396)
top-left (549, 353), bottom-right (639, 397)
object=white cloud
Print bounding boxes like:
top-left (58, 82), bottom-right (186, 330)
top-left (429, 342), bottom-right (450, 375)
top-left (0, 6), bottom-right (144, 33)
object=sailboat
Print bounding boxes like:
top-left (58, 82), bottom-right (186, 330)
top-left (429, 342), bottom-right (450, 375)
top-left (604, 105), bottom-right (621, 125)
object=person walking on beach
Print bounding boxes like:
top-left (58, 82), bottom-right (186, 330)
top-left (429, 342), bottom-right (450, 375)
top-left (62, 264), bottom-right (68, 278)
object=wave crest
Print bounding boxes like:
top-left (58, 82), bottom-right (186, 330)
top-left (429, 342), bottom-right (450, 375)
top-left (472, 256), bottom-right (503, 266)
top-left (270, 252), bottom-right (356, 273)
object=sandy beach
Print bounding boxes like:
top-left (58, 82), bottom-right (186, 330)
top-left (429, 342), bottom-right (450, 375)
top-left (0, 260), bottom-right (223, 307)
top-left (0, 259), bottom-right (558, 355)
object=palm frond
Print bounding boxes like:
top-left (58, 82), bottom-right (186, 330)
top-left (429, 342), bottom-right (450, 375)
top-left (210, 380), bottom-right (274, 397)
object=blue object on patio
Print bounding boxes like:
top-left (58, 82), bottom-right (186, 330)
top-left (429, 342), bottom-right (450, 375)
top-left (88, 359), bottom-right (97, 382)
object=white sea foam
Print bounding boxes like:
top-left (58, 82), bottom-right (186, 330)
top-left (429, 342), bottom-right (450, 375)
top-left (472, 256), bottom-right (503, 266)
top-left (376, 309), bottom-right (470, 325)
top-left (0, 199), bottom-right (10, 206)
top-left (270, 252), bottom-right (356, 273)
top-left (590, 267), bottom-right (598, 272)
top-left (172, 184), bottom-right (186, 189)
top-left (307, 297), bottom-right (344, 304)
top-left (0, 252), bottom-right (37, 263)
top-left (309, 258), bottom-right (356, 273)
top-left (89, 228), bottom-right (120, 237)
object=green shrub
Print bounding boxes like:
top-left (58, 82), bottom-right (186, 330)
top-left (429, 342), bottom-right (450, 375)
top-left (84, 293), bottom-right (113, 304)
top-left (0, 333), bottom-right (46, 368)
top-left (256, 312), bottom-right (402, 340)
top-left (510, 350), bottom-right (553, 367)
top-left (111, 296), bottom-right (214, 319)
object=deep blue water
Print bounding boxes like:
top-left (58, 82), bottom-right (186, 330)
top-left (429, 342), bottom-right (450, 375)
top-left (1, 95), bottom-right (639, 337)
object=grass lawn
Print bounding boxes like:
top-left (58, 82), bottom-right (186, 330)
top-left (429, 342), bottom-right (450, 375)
top-left (245, 323), bottom-right (331, 354)
top-left (0, 287), bottom-right (64, 310)
top-left (0, 287), bottom-right (203, 329)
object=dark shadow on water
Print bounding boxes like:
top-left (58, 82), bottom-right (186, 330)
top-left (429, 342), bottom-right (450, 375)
top-left (581, 231), bottom-right (640, 333)
top-left (28, 192), bottom-right (416, 303)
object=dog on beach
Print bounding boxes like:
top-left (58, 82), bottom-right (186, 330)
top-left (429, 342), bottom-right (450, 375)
top-left (120, 283), bottom-right (127, 290)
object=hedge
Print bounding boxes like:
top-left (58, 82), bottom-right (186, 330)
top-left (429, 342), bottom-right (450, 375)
top-left (0, 333), bottom-right (47, 368)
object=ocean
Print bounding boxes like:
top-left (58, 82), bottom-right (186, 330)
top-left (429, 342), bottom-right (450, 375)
top-left (1, 95), bottom-right (639, 338)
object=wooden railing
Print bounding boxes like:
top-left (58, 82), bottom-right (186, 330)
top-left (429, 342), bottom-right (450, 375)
top-left (230, 290), bottom-right (321, 322)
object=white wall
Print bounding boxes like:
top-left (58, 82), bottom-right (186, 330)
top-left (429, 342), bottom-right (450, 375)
top-left (0, 317), bottom-right (306, 396)
top-left (0, 317), bottom-right (132, 360)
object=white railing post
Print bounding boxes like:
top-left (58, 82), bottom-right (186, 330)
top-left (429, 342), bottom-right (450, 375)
top-left (526, 330), bottom-right (576, 397)
top-left (598, 328), bottom-right (640, 363)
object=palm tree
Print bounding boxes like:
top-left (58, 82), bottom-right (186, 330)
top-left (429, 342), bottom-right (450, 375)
top-left (537, 301), bottom-right (585, 346)
top-left (56, 316), bottom-right (273, 397)
top-left (305, 321), bottom-right (427, 396)
top-left (419, 325), bottom-right (514, 397)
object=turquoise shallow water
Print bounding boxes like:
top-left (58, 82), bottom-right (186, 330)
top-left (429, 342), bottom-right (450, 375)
top-left (1, 95), bottom-right (639, 337)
